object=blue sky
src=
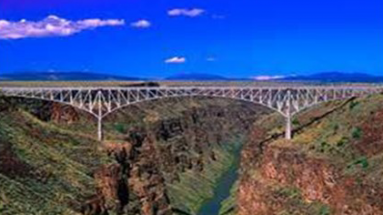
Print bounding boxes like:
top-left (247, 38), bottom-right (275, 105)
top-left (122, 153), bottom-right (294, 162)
top-left (0, 0), bottom-right (382, 79)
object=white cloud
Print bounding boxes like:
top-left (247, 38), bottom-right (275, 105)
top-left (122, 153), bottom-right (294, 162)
top-left (0, 20), bottom-right (10, 27)
top-left (130, 20), bottom-right (151, 28)
top-left (206, 57), bottom-right (216, 62)
top-left (168, 8), bottom-right (205, 17)
top-left (165, 57), bottom-right (186, 64)
top-left (0, 15), bottom-right (125, 39)
top-left (253, 75), bottom-right (285, 81)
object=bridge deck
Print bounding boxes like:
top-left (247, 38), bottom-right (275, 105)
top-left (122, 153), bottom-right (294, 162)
top-left (1, 84), bottom-right (382, 141)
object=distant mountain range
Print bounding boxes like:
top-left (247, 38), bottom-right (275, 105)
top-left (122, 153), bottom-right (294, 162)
top-left (0, 72), bottom-right (142, 81)
top-left (166, 72), bottom-right (383, 82)
top-left (281, 72), bottom-right (383, 83)
top-left (1, 71), bottom-right (382, 83)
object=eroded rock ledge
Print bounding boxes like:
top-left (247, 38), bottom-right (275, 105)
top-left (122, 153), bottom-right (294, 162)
top-left (237, 95), bottom-right (383, 215)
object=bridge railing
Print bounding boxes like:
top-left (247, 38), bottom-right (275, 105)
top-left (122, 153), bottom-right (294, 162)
top-left (1, 85), bottom-right (382, 141)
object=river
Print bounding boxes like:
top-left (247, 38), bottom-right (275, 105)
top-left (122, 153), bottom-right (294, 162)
top-left (198, 149), bottom-right (241, 215)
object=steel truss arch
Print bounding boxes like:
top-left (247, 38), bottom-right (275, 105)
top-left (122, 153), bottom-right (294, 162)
top-left (1, 85), bottom-right (382, 141)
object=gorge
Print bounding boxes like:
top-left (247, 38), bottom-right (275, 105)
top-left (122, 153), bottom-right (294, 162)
top-left (1, 92), bottom-right (383, 215)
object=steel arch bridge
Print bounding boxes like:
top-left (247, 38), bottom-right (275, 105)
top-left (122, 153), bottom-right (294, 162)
top-left (1, 86), bottom-right (382, 141)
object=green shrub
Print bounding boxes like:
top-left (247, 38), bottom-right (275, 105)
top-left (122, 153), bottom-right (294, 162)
top-left (349, 100), bottom-right (359, 110)
top-left (332, 123), bottom-right (339, 132)
top-left (336, 137), bottom-right (348, 147)
top-left (347, 157), bottom-right (369, 170)
top-left (319, 205), bottom-right (331, 215)
top-left (354, 157), bottom-right (369, 169)
top-left (114, 123), bottom-right (126, 134)
top-left (318, 141), bottom-right (328, 153)
top-left (351, 127), bottom-right (362, 139)
top-left (292, 118), bottom-right (300, 126)
top-left (278, 186), bottom-right (301, 199)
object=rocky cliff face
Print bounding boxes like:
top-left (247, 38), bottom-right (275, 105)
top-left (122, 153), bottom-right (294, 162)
top-left (0, 97), bottom-right (81, 124)
top-left (238, 143), bottom-right (383, 214)
top-left (87, 130), bottom-right (174, 215)
top-left (0, 96), bottom-right (270, 215)
top-left (6, 93), bottom-right (383, 215)
top-left (237, 95), bottom-right (383, 215)
top-left (85, 98), bottom-right (270, 215)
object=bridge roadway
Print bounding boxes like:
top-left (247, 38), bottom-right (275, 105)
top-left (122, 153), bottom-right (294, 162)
top-left (1, 85), bottom-right (383, 141)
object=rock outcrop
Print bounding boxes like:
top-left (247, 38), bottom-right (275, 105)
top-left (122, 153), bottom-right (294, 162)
top-left (22, 97), bottom-right (268, 214)
top-left (86, 98), bottom-right (269, 214)
top-left (237, 95), bottom-right (383, 215)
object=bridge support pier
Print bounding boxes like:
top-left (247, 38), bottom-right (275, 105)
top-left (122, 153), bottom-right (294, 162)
top-left (97, 117), bottom-right (103, 141)
top-left (285, 89), bottom-right (292, 140)
top-left (96, 90), bottom-right (103, 141)
top-left (285, 115), bottom-right (292, 140)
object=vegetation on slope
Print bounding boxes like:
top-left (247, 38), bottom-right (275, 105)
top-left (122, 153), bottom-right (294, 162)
top-left (0, 99), bottom-right (112, 214)
top-left (98, 98), bottom-right (265, 214)
top-left (0, 96), bottom-right (269, 214)
top-left (168, 138), bottom-right (242, 214)
top-left (238, 93), bottom-right (383, 214)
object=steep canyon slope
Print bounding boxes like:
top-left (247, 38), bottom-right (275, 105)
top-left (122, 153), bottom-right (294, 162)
top-left (238, 93), bottom-right (383, 215)
top-left (1, 92), bottom-right (383, 215)
top-left (0, 96), bottom-right (270, 215)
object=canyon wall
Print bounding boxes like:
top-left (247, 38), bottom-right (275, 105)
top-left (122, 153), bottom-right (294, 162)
top-left (0, 96), bottom-right (270, 215)
top-left (237, 94), bottom-right (383, 215)
top-left (3, 93), bottom-right (383, 215)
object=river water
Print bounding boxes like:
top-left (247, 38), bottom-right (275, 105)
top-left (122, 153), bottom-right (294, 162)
top-left (198, 150), bottom-right (240, 215)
